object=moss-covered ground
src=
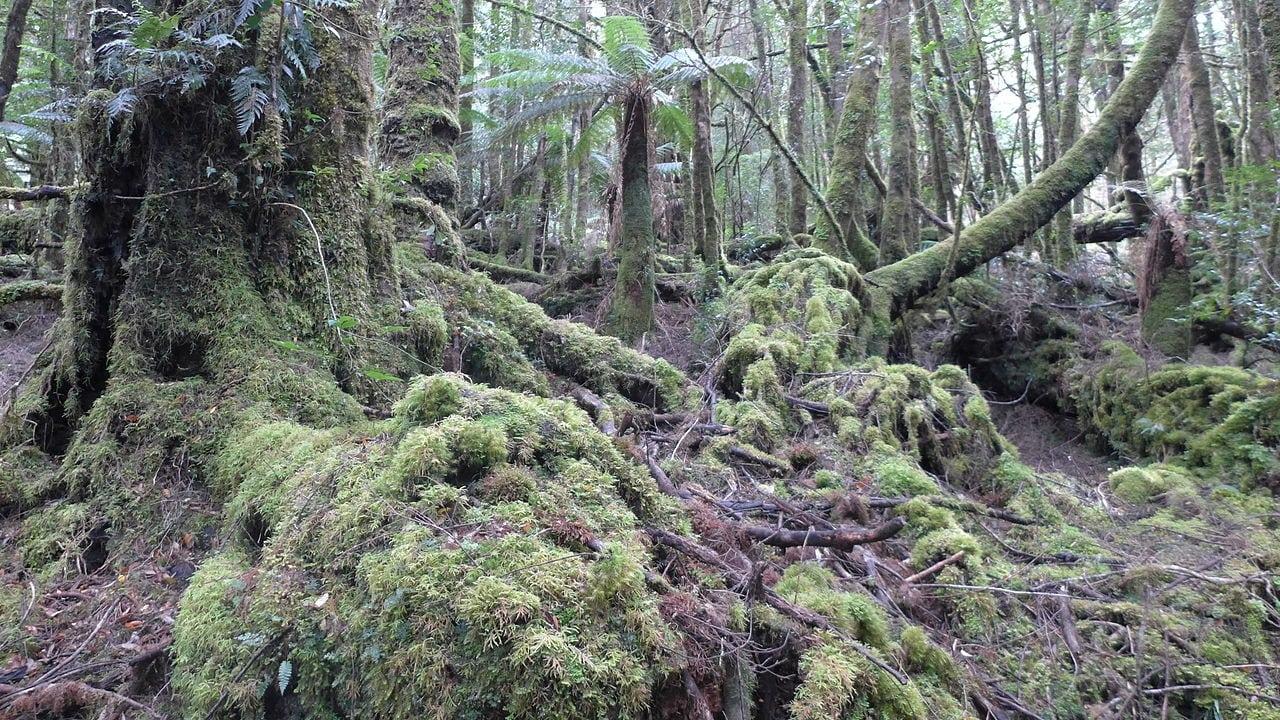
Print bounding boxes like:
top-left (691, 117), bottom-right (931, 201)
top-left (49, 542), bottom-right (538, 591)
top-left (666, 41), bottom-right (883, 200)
top-left (2, 238), bottom-right (1279, 719)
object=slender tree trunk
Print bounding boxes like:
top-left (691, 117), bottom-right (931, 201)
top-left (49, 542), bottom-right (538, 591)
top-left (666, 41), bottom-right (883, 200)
top-left (1053, 0), bottom-right (1091, 261)
top-left (786, 0), bottom-right (809, 236)
top-left (748, 0), bottom-right (790, 235)
top-left (1098, 0), bottom-right (1152, 227)
top-left (1240, 3), bottom-right (1277, 165)
top-left (0, 0), bottom-right (35, 119)
top-left (914, 0), bottom-right (952, 225)
top-left (879, 0), bottom-right (919, 265)
top-left (814, 0), bottom-right (884, 268)
top-left (823, 0), bottom-right (845, 134)
top-left (458, 0), bottom-right (476, 208)
top-left (685, 0), bottom-right (720, 270)
top-left (964, 0), bottom-right (1005, 204)
top-left (606, 92), bottom-right (656, 343)
top-left (1010, 0), bottom-right (1034, 188)
top-left (1183, 12), bottom-right (1226, 206)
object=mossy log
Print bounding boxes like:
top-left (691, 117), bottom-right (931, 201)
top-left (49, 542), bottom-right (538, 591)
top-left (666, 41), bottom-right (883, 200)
top-left (0, 280), bottom-right (61, 307)
top-left (1072, 211), bottom-right (1144, 244)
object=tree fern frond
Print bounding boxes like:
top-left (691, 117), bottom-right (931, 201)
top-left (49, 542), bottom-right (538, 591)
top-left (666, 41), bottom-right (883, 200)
top-left (487, 48), bottom-right (610, 77)
top-left (569, 105), bottom-right (616, 166)
top-left (601, 16), bottom-right (654, 79)
top-left (653, 49), bottom-right (754, 88)
top-left (495, 92), bottom-right (599, 136)
top-left (651, 102), bottom-right (693, 147)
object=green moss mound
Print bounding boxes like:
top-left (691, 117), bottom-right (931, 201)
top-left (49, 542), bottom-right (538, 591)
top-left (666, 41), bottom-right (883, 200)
top-left (173, 374), bottom-right (678, 719)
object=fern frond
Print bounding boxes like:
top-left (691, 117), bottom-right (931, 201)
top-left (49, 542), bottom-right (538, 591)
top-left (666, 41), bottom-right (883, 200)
top-left (653, 49), bottom-right (754, 88)
top-left (601, 16), bottom-right (654, 79)
top-left (651, 101), bottom-right (693, 147)
top-left (0, 121), bottom-right (53, 145)
top-left (229, 66), bottom-right (269, 134)
top-left (569, 105), bottom-right (616, 166)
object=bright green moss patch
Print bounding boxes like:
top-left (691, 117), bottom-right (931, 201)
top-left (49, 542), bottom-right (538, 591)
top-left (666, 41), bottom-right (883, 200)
top-left (172, 375), bottom-right (680, 719)
top-left (775, 564), bottom-right (890, 648)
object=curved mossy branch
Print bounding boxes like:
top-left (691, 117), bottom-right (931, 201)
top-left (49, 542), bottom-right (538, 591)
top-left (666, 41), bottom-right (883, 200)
top-left (864, 0), bottom-right (1194, 318)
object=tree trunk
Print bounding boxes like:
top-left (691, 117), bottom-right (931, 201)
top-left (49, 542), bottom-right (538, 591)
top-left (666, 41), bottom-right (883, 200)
top-left (0, 0), bottom-right (34, 119)
top-left (878, 0), bottom-right (919, 264)
top-left (605, 92), bottom-right (656, 342)
top-left (813, 0), bottom-right (884, 268)
top-left (380, 0), bottom-right (463, 265)
top-left (867, 0), bottom-right (1195, 320)
top-left (1183, 12), bottom-right (1226, 206)
top-left (1052, 0), bottom-right (1091, 261)
top-left (685, 0), bottom-right (720, 271)
top-left (786, 0), bottom-right (809, 237)
top-left (459, 0), bottom-right (476, 208)
top-left (1240, 2), bottom-right (1277, 165)
top-left (747, 0), bottom-right (790, 235)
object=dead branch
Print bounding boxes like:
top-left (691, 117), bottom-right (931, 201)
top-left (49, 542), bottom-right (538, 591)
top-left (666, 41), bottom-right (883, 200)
top-left (742, 517), bottom-right (906, 551)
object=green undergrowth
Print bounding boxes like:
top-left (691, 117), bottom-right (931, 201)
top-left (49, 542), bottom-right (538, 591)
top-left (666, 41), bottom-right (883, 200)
top-left (1071, 341), bottom-right (1279, 488)
top-left (173, 373), bottom-right (680, 719)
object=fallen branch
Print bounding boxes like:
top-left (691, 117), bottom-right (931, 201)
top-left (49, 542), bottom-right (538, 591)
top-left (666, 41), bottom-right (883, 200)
top-left (0, 184), bottom-right (78, 201)
top-left (644, 527), bottom-right (909, 684)
top-left (902, 550), bottom-right (965, 584)
top-left (571, 386), bottom-right (617, 435)
top-left (742, 516), bottom-right (906, 551)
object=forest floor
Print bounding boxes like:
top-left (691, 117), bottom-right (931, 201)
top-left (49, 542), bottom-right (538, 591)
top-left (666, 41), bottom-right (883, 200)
top-left (0, 297), bottom-right (56, 414)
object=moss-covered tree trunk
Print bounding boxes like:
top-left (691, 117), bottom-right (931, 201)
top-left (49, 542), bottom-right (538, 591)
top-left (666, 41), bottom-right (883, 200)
top-left (878, 0), bottom-right (919, 265)
top-left (605, 92), bottom-right (656, 343)
top-left (684, 0), bottom-right (720, 273)
top-left (1182, 12), bottom-right (1226, 206)
top-left (1052, 0), bottom-right (1092, 261)
top-left (380, 0), bottom-right (463, 265)
top-left (785, 0), bottom-right (808, 237)
top-left (0, 0), bottom-right (33, 120)
top-left (813, 0), bottom-right (884, 268)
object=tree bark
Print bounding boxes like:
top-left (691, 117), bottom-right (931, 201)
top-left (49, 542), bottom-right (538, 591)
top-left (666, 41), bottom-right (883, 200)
top-left (0, 0), bottom-right (34, 119)
top-left (867, 0), bottom-right (1195, 319)
top-left (1182, 11), bottom-right (1226, 206)
top-left (380, 0), bottom-right (463, 264)
top-left (685, 0), bottom-right (720, 270)
top-left (878, 0), bottom-right (919, 265)
top-left (1052, 0), bottom-right (1092, 261)
top-left (605, 92), bottom-right (657, 342)
top-left (813, 0), bottom-right (885, 268)
top-left (786, 0), bottom-right (809, 236)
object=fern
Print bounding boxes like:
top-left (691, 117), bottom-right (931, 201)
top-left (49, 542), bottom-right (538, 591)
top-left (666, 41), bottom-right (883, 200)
top-left (601, 16), bottom-right (654, 80)
top-left (230, 67), bottom-right (269, 134)
top-left (277, 660), bottom-right (293, 695)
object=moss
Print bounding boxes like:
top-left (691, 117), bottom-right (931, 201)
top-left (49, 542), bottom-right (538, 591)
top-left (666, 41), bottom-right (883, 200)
top-left (0, 207), bottom-right (42, 254)
top-left (873, 453), bottom-right (939, 496)
top-left (20, 501), bottom-right (91, 573)
top-left (775, 564), bottom-right (891, 648)
top-left (910, 527), bottom-right (981, 570)
top-left (1107, 464), bottom-right (1195, 504)
top-left (790, 639), bottom-right (927, 720)
top-left (172, 375), bottom-right (681, 719)
top-left (1070, 343), bottom-right (1279, 487)
top-left (899, 626), bottom-right (958, 687)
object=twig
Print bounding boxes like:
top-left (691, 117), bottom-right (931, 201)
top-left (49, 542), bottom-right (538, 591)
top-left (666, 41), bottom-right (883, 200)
top-left (902, 551), bottom-right (965, 584)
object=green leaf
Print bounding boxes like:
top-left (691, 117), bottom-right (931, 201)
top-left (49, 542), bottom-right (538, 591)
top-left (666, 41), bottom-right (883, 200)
top-left (329, 315), bottom-right (359, 330)
top-left (272, 339), bottom-right (303, 352)
top-left (361, 367), bottom-right (399, 382)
